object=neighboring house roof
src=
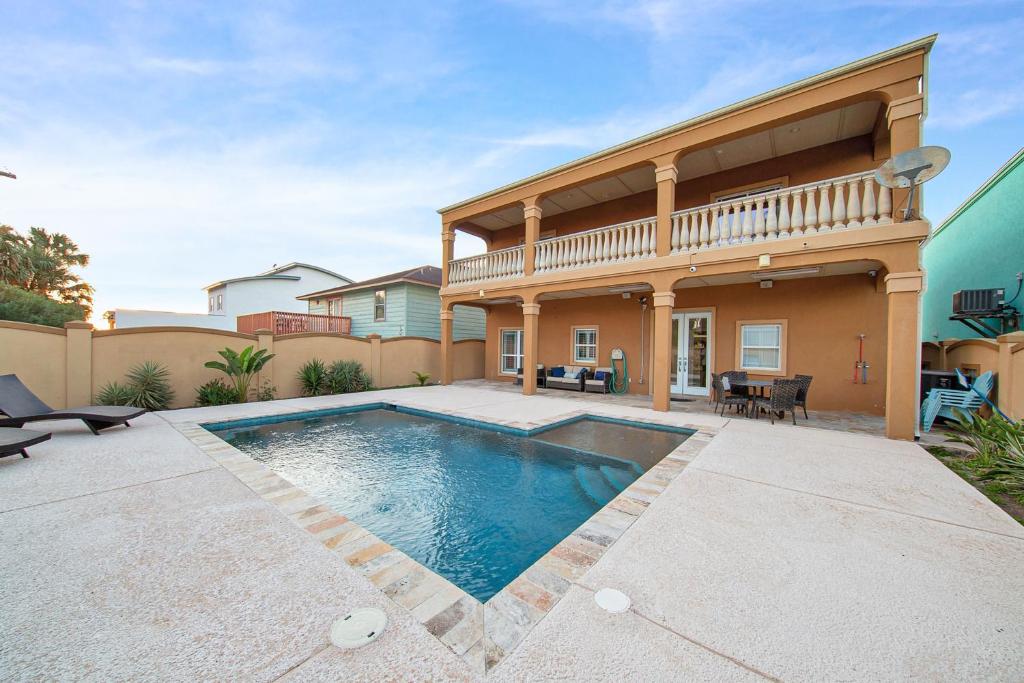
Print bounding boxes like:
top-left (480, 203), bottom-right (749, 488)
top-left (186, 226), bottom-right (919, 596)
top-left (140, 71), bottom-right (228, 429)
top-left (298, 265), bottom-right (442, 300)
top-left (923, 147), bottom-right (1024, 246)
top-left (437, 34), bottom-right (936, 215)
top-left (202, 262), bottom-right (353, 291)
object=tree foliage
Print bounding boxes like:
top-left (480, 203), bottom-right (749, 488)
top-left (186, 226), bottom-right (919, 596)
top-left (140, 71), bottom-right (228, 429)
top-left (0, 282), bottom-right (85, 327)
top-left (0, 225), bottom-right (94, 317)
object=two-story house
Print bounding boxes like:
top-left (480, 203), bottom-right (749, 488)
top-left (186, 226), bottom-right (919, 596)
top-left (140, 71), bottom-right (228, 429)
top-left (300, 265), bottom-right (485, 340)
top-left (438, 36), bottom-right (936, 440)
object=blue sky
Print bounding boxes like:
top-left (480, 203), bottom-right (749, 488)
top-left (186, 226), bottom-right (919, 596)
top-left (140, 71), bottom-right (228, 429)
top-left (1, 1), bottom-right (1022, 321)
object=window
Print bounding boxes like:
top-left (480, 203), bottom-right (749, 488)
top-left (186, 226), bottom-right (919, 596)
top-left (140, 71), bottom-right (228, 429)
top-left (736, 321), bottom-right (786, 374)
top-left (500, 329), bottom-right (524, 375)
top-left (373, 290), bottom-right (386, 321)
top-left (216, 294), bottom-right (223, 311)
top-left (208, 296), bottom-right (214, 312)
top-left (573, 327), bottom-right (598, 364)
top-left (328, 299), bottom-right (342, 316)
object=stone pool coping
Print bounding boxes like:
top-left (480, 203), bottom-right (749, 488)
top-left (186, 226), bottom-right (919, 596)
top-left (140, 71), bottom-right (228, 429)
top-left (174, 398), bottom-right (718, 674)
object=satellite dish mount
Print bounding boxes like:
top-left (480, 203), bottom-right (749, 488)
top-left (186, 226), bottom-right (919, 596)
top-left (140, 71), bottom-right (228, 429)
top-left (874, 146), bottom-right (951, 221)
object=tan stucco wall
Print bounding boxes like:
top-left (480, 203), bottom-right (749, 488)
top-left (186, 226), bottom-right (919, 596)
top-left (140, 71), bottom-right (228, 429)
top-left (943, 340), bottom-right (1000, 375)
top-left (0, 322), bottom-right (486, 410)
top-left (0, 322), bottom-right (68, 409)
top-left (485, 273), bottom-right (888, 413)
top-left (487, 136), bottom-right (878, 251)
top-left (1012, 346), bottom-right (1024, 419)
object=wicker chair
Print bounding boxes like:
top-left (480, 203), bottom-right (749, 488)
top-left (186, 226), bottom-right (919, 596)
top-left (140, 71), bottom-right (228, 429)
top-left (713, 374), bottom-right (749, 416)
top-left (793, 374), bottom-right (813, 419)
top-left (751, 378), bottom-right (801, 425)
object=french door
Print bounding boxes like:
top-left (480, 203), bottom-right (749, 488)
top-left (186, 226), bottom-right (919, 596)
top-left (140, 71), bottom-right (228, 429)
top-left (670, 312), bottom-right (712, 396)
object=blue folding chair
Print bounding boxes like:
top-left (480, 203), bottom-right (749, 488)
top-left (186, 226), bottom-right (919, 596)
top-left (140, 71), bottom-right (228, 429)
top-left (920, 370), bottom-right (994, 432)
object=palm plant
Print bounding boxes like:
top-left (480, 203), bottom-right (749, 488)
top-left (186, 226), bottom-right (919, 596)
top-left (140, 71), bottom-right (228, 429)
top-left (327, 360), bottom-right (371, 394)
top-left (297, 358), bottom-right (328, 396)
top-left (204, 346), bottom-right (275, 403)
top-left (413, 371), bottom-right (431, 386)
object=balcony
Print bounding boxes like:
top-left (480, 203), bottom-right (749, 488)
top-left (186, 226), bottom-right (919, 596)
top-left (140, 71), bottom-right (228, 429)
top-left (446, 170), bottom-right (895, 287)
top-left (236, 311), bottom-right (352, 335)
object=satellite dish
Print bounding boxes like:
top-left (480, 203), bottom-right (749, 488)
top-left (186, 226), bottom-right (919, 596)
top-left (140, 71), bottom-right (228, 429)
top-left (874, 145), bottom-right (950, 220)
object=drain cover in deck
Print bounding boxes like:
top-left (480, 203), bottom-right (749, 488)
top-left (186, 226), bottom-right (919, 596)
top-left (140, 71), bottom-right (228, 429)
top-left (330, 608), bottom-right (387, 649)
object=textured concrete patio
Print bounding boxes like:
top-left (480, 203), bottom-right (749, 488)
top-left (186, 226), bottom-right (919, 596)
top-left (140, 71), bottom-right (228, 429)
top-left (1, 383), bottom-right (1021, 681)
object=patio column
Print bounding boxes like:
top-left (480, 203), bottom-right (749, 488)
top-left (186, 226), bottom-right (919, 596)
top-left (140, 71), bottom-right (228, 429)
top-left (651, 291), bottom-right (675, 411)
top-left (522, 302), bottom-right (540, 395)
top-left (655, 164), bottom-right (677, 257)
top-left (884, 271), bottom-right (923, 440)
top-left (523, 198), bottom-right (542, 276)
top-left (441, 224), bottom-right (455, 287)
top-left (886, 94), bottom-right (923, 219)
top-left (440, 308), bottom-right (455, 385)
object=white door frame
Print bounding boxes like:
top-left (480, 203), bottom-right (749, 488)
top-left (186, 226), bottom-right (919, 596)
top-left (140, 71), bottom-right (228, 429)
top-left (671, 309), bottom-right (714, 397)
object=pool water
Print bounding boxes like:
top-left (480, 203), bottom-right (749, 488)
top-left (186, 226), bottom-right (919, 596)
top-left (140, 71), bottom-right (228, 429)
top-left (216, 408), bottom-right (689, 602)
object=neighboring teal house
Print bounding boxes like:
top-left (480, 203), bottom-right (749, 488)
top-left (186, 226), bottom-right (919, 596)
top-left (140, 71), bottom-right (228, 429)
top-left (299, 265), bottom-right (485, 340)
top-left (922, 148), bottom-right (1024, 341)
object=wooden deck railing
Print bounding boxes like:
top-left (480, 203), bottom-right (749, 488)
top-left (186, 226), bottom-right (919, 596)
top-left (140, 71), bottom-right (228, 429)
top-left (236, 311), bottom-right (351, 335)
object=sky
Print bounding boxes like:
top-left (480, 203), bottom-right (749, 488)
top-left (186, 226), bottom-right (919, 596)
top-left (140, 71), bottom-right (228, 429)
top-left (1, 1), bottom-right (1022, 324)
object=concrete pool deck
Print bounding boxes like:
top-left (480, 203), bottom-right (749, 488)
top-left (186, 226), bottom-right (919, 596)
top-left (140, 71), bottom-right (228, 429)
top-left (2, 383), bottom-right (1022, 680)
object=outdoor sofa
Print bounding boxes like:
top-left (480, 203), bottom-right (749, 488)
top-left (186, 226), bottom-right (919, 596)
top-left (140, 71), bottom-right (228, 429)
top-left (545, 365), bottom-right (588, 392)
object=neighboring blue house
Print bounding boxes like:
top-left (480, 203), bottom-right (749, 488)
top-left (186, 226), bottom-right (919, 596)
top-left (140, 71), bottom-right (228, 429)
top-left (300, 265), bottom-right (485, 340)
top-left (922, 148), bottom-right (1024, 341)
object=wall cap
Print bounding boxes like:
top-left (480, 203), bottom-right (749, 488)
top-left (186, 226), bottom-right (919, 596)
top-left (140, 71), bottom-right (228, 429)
top-left (0, 320), bottom-right (67, 335)
top-left (997, 331), bottom-right (1024, 343)
top-left (94, 326), bottom-right (258, 339)
top-left (64, 321), bottom-right (93, 330)
top-left (254, 328), bottom-right (273, 335)
top-left (366, 333), bottom-right (382, 340)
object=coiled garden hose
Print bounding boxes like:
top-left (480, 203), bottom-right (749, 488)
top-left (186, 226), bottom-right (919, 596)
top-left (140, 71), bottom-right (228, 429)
top-left (610, 353), bottom-right (629, 394)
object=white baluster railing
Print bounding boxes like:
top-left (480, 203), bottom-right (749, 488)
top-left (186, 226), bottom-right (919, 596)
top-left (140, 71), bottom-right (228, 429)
top-left (447, 244), bottom-right (525, 285)
top-left (534, 216), bottom-right (656, 274)
top-left (669, 170), bottom-right (891, 253)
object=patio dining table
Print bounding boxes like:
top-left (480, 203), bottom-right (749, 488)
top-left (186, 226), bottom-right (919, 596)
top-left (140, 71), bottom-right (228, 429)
top-left (728, 378), bottom-right (774, 397)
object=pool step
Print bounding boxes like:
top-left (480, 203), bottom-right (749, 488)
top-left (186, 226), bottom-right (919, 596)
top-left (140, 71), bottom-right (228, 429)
top-left (574, 465), bottom-right (620, 507)
top-left (599, 465), bottom-right (634, 493)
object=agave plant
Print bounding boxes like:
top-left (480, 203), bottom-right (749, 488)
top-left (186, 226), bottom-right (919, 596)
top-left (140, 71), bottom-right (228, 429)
top-left (204, 346), bottom-right (275, 403)
top-left (297, 358), bottom-right (328, 396)
top-left (124, 361), bottom-right (175, 410)
top-left (327, 360), bottom-right (371, 394)
top-left (96, 381), bottom-right (134, 407)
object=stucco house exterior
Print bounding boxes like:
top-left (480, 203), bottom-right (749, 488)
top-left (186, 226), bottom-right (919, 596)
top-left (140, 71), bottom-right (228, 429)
top-left (438, 36), bottom-right (936, 440)
top-left (922, 148), bottom-right (1023, 341)
top-left (300, 265), bottom-right (485, 340)
top-left (109, 262), bottom-right (352, 330)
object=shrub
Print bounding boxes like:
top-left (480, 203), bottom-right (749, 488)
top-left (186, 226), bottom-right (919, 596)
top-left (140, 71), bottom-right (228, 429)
top-left (0, 282), bottom-right (85, 327)
top-left (96, 361), bottom-right (174, 410)
top-left (413, 371), bottom-right (431, 386)
top-left (195, 379), bottom-right (237, 407)
top-left (948, 410), bottom-right (1024, 493)
top-left (204, 346), bottom-right (275, 403)
top-left (256, 379), bottom-right (277, 402)
top-left (327, 360), bottom-right (371, 394)
top-left (96, 381), bottom-right (133, 406)
top-left (297, 358), bottom-right (328, 396)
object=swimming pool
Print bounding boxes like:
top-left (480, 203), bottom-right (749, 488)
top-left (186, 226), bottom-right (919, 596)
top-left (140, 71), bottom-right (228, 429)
top-left (212, 406), bottom-right (691, 602)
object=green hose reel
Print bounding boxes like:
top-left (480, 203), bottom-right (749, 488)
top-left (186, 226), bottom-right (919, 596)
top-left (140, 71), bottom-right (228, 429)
top-left (610, 348), bottom-right (629, 394)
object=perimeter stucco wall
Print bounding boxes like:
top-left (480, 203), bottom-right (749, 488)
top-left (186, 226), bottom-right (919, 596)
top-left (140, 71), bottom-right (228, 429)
top-left (485, 273), bottom-right (889, 413)
top-left (0, 322), bottom-right (485, 410)
top-left (486, 137), bottom-right (877, 251)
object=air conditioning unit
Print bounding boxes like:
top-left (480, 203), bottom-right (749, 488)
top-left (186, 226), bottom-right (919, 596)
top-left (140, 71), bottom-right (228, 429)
top-left (953, 288), bottom-right (1005, 315)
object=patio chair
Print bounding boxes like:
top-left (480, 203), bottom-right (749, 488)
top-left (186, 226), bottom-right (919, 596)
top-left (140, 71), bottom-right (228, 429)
top-left (584, 367), bottom-right (613, 394)
top-left (920, 370), bottom-right (995, 433)
top-left (751, 378), bottom-right (801, 425)
top-left (0, 427), bottom-right (51, 459)
top-left (713, 374), bottom-right (748, 416)
top-left (722, 370), bottom-right (750, 399)
top-left (0, 374), bottom-right (146, 435)
top-left (793, 374), bottom-right (813, 419)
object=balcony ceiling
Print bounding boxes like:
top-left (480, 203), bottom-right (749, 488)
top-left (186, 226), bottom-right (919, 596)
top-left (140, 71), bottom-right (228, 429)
top-left (464, 100), bottom-right (881, 233)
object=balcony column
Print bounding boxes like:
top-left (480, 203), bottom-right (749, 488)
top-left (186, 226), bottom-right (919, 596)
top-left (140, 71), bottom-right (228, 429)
top-left (440, 306), bottom-right (455, 385)
top-left (522, 301), bottom-right (541, 395)
top-left (441, 224), bottom-right (456, 287)
top-left (655, 163), bottom-right (678, 257)
top-left (651, 291), bottom-right (675, 411)
top-left (885, 94), bottom-right (923, 219)
top-left (884, 271), bottom-right (923, 440)
top-left (523, 198), bottom-right (542, 276)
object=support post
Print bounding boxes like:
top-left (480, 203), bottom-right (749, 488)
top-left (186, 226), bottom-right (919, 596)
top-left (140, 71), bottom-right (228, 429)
top-left (651, 291), bottom-right (675, 411)
top-left (655, 164), bottom-right (678, 257)
top-left (441, 224), bottom-right (456, 287)
top-left (522, 302), bottom-right (540, 395)
top-left (255, 328), bottom-right (274, 397)
top-left (884, 271), bottom-right (923, 439)
top-left (997, 331), bottom-right (1024, 420)
top-left (367, 334), bottom-right (382, 388)
top-left (886, 94), bottom-right (923, 219)
top-left (523, 199), bottom-right (542, 276)
top-left (64, 321), bottom-right (93, 409)
top-left (440, 309), bottom-right (455, 385)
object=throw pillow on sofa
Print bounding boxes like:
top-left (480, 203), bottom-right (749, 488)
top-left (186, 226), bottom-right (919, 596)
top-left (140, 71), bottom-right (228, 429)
top-left (550, 367), bottom-right (565, 378)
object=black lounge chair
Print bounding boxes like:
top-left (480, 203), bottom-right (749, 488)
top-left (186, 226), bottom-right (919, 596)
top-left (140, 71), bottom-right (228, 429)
top-left (0, 374), bottom-right (145, 435)
top-left (0, 427), bottom-right (51, 458)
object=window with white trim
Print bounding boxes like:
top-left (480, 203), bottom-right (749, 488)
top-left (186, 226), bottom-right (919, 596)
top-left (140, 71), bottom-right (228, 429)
top-left (573, 327), bottom-right (598, 364)
top-left (739, 323), bottom-right (782, 371)
top-left (208, 296), bottom-right (214, 312)
top-left (373, 290), bottom-right (386, 322)
top-left (500, 329), bottom-right (523, 375)
top-left (216, 294), bottom-right (223, 311)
